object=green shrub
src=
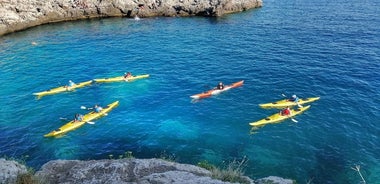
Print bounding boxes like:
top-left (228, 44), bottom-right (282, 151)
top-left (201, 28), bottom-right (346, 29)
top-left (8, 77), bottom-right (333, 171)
top-left (197, 160), bottom-right (216, 171)
top-left (124, 151), bottom-right (134, 158)
top-left (199, 157), bottom-right (250, 184)
top-left (16, 172), bottom-right (38, 184)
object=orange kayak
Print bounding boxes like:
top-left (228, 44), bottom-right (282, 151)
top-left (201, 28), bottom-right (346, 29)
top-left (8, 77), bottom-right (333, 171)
top-left (190, 80), bottom-right (244, 99)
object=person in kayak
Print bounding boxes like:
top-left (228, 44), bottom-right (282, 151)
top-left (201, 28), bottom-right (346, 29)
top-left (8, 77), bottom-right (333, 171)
top-left (288, 95), bottom-right (299, 103)
top-left (288, 94), bottom-right (303, 107)
top-left (215, 82), bottom-right (224, 90)
top-left (65, 80), bottom-right (76, 90)
top-left (74, 113), bottom-right (84, 122)
top-left (280, 106), bottom-right (291, 116)
top-left (68, 80), bottom-right (75, 87)
top-left (124, 72), bottom-right (132, 79)
top-left (94, 104), bottom-right (103, 113)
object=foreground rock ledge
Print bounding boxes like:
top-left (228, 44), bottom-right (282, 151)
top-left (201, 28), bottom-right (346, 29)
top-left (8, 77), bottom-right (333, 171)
top-left (35, 158), bottom-right (237, 184)
top-left (1, 158), bottom-right (294, 184)
top-left (0, 0), bottom-right (262, 36)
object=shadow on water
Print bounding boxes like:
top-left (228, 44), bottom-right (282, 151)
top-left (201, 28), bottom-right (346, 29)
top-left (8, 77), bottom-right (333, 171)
top-left (309, 145), bottom-right (350, 184)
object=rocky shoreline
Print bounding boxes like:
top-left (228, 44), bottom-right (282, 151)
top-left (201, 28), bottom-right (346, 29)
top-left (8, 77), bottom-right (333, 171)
top-left (0, 0), bottom-right (262, 36)
top-left (1, 158), bottom-right (293, 184)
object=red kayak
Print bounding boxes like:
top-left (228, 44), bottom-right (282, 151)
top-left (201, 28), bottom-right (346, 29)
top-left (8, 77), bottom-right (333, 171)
top-left (190, 80), bottom-right (244, 99)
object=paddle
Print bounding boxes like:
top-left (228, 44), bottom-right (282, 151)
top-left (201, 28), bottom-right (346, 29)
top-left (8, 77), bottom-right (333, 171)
top-left (80, 106), bottom-right (90, 110)
top-left (289, 116), bottom-right (298, 123)
top-left (281, 94), bottom-right (303, 108)
top-left (59, 117), bottom-right (95, 124)
top-left (80, 106), bottom-right (108, 116)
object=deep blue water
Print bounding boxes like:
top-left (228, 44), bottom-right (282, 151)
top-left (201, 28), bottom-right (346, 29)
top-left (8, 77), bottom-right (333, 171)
top-left (1, 0), bottom-right (379, 183)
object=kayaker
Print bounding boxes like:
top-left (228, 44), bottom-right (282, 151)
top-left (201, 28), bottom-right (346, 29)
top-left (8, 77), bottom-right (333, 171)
top-left (66, 80), bottom-right (75, 88)
top-left (68, 80), bottom-right (75, 87)
top-left (124, 72), bottom-right (132, 79)
top-left (289, 94), bottom-right (303, 107)
top-left (94, 104), bottom-right (103, 113)
top-left (288, 95), bottom-right (299, 103)
top-left (65, 80), bottom-right (76, 90)
top-left (215, 82), bottom-right (224, 90)
top-left (280, 106), bottom-right (291, 116)
top-left (74, 113), bottom-right (84, 122)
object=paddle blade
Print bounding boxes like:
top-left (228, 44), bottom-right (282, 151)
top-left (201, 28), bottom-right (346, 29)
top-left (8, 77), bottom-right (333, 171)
top-left (86, 121), bottom-right (95, 124)
top-left (80, 106), bottom-right (87, 109)
top-left (282, 94), bottom-right (287, 97)
top-left (291, 118), bottom-right (298, 123)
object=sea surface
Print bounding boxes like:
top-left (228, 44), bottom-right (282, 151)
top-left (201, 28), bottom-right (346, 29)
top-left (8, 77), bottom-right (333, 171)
top-left (1, 0), bottom-right (379, 183)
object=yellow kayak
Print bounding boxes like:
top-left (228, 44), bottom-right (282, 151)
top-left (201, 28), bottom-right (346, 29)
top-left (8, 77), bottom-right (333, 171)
top-left (259, 97), bottom-right (320, 109)
top-left (249, 105), bottom-right (311, 127)
top-left (44, 101), bottom-right (119, 137)
top-left (33, 80), bottom-right (93, 97)
top-left (93, 74), bottom-right (150, 83)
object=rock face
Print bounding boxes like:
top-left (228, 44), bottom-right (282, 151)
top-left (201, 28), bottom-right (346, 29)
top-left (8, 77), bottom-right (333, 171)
top-left (0, 158), bottom-right (28, 184)
top-left (256, 176), bottom-right (294, 184)
top-left (0, 0), bottom-right (262, 36)
top-left (0, 158), bottom-right (294, 184)
top-left (35, 158), bottom-right (243, 184)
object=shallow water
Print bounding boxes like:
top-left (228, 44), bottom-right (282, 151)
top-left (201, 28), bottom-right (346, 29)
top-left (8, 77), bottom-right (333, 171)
top-left (1, 0), bottom-right (379, 183)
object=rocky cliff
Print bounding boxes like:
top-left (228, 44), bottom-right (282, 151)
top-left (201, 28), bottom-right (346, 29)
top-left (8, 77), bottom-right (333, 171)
top-left (35, 158), bottom-right (247, 184)
top-left (1, 158), bottom-right (294, 184)
top-left (0, 0), bottom-right (262, 36)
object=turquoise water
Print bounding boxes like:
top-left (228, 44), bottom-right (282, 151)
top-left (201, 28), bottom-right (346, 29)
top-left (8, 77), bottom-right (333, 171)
top-left (1, 0), bottom-right (380, 183)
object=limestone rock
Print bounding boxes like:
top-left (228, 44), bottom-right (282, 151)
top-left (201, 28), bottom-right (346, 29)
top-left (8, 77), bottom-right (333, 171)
top-left (35, 158), bottom-right (237, 184)
top-left (0, 157), bottom-right (295, 184)
top-left (256, 176), bottom-right (294, 184)
top-left (0, 158), bottom-right (28, 184)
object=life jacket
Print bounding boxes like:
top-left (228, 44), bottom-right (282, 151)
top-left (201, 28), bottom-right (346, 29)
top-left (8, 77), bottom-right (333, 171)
top-left (217, 84), bottom-right (224, 90)
top-left (282, 108), bottom-right (290, 115)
